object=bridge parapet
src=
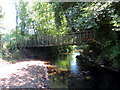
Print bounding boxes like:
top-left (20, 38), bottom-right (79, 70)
top-left (17, 30), bottom-right (95, 47)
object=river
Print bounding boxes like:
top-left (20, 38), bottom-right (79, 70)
top-left (45, 51), bottom-right (120, 89)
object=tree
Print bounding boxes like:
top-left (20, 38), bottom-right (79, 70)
top-left (17, 0), bottom-right (29, 36)
top-left (0, 6), bottom-right (3, 32)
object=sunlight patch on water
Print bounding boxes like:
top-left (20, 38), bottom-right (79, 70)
top-left (70, 52), bottom-right (80, 74)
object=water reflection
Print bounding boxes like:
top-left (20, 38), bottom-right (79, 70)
top-left (48, 52), bottom-right (120, 89)
top-left (49, 52), bottom-right (81, 88)
top-left (70, 52), bottom-right (80, 74)
top-left (51, 52), bottom-right (80, 73)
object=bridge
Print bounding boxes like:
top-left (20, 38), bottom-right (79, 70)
top-left (17, 30), bottom-right (95, 48)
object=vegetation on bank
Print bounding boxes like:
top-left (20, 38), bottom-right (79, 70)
top-left (1, 1), bottom-right (120, 68)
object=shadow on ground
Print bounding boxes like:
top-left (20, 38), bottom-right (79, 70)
top-left (0, 60), bottom-right (49, 89)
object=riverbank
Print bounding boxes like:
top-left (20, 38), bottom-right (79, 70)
top-left (0, 59), bottom-right (49, 89)
top-left (76, 55), bottom-right (120, 74)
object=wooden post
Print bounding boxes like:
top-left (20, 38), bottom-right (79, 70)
top-left (37, 37), bottom-right (39, 47)
top-left (41, 36), bottom-right (43, 45)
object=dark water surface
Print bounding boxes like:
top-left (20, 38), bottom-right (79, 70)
top-left (46, 52), bottom-right (120, 89)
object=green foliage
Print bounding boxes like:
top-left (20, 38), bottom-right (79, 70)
top-left (52, 46), bottom-right (72, 55)
top-left (52, 2), bottom-right (101, 32)
top-left (99, 38), bottom-right (120, 67)
top-left (109, 43), bottom-right (120, 67)
top-left (17, 1), bottom-right (31, 35)
top-left (110, 45), bottom-right (120, 59)
top-left (53, 2), bottom-right (120, 33)
top-left (2, 48), bottom-right (21, 63)
top-left (0, 7), bottom-right (3, 18)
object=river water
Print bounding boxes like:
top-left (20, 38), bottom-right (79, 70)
top-left (46, 52), bottom-right (120, 89)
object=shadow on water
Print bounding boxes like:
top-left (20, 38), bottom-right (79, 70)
top-left (43, 52), bottom-right (120, 89)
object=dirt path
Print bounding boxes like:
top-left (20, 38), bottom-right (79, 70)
top-left (0, 59), bottom-right (49, 89)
